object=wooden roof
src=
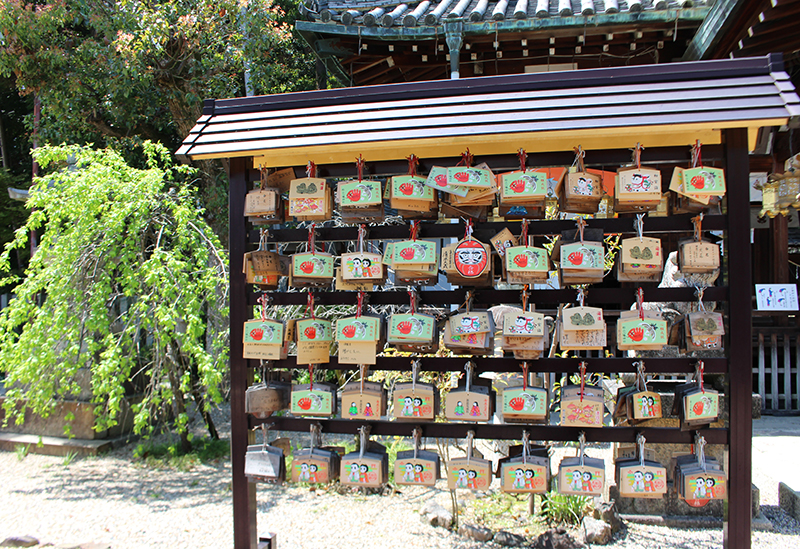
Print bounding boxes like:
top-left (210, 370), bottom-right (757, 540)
top-left (303, 0), bottom-right (712, 29)
top-left (177, 54), bottom-right (799, 167)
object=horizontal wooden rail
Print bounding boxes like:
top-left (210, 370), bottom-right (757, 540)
top-left (249, 286), bottom-right (729, 306)
top-left (256, 214), bottom-right (727, 244)
top-left (251, 356), bottom-right (727, 374)
top-left (252, 416), bottom-right (728, 445)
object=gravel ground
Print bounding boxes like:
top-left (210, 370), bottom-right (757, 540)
top-left (2, 408), bottom-right (800, 549)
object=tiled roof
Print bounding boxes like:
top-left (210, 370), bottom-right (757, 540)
top-left (306, 0), bottom-right (711, 27)
top-left (177, 54), bottom-right (799, 165)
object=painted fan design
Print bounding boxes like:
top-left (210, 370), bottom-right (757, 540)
top-left (295, 182), bottom-right (318, 194)
top-left (629, 246), bottom-right (654, 260)
top-left (570, 312), bottom-right (596, 326)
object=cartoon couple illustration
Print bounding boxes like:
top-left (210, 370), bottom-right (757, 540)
top-left (348, 462), bottom-right (370, 483)
top-left (455, 468), bottom-right (479, 489)
top-left (639, 395), bottom-right (657, 417)
top-left (511, 468), bottom-right (537, 490)
top-left (298, 462), bottom-right (320, 483)
top-left (692, 477), bottom-right (719, 499)
top-left (400, 396), bottom-right (424, 417)
top-left (630, 470), bottom-right (657, 492)
top-left (569, 470), bottom-right (595, 492)
top-left (402, 462), bottom-right (426, 483)
top-left (348, 401), bottom-right (374, 417)
top-left (454, 400), bottom-right (481, 417)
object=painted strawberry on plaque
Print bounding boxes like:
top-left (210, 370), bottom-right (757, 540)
top-left (513, 254), bottom-right (528, 267)
top-left (627, 322), bottom-right (656, 343)
top-left (434, 174), bottom-right (448, 187)
top-left (397, 321), bottom-right (412, 334)
top-left (347, 188), bottom-right (361, 202)
top-left (399, 182), bottom-right (415, 195)
top-left (509, 397), bottom-right (525, 411)
top-left (509, 174), bottom-right (537, 194)
top-left (400, 247), bottom-right (415, 260)
top-left (342, 325), bottom-right (357, 338)
top-left (304, 326), bottom-right (317, 339)
top-left (297, 397), bottom-right (312, 410)
top-left (250, 328), bottom-right (264, 341)
top-left (300, 261), bottom-right (315, 274)
top-left (690, 175), bottom-right (705, 189)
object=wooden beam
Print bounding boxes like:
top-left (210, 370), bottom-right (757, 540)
top-left (229, 157), bottom-right (257, 549)
top-left (682, 0), bottom-right (765, 61)
top-left (722, 127), bottom-right (753, 549)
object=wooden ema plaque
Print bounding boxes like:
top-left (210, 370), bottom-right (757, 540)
top-left (290, 383), bottom-right (336, 417)
top-left (675, 454), bottom-right (727, 502)
top-left (392, 382), bottom-right (438, 421)
top-left (616, 461), bottom-right (667, 498)
top-left (682, 166), bottom-right (726, 199)
top-left (291, 252), bottom-right (334, 281)
top-left (617, 310), bottom-right (668, 351)
top-left (560, 385), bottom-right (604, 428)
top-left (557, 170), bottom-right (602, 214)
top-left (337, 179), bottom-right (382, 207)
top-left (289, 177), bottom-right (330, 220)
top-left (449, 311), bottom-right (493, 337)
top-left (387, 313), bottom-right (436, 344)
top-left (560, 307), bottom-right (606, 352)
top-left (679, 239), bottom-right (720, 273)
top-left (630, 390), bottom-right (663, 420)
top-left (500, 459), bottom-right (549, 494)
top-left (340, 252), bottom-right (384, 281)
top-left (562, 306), bottom-right (603, 331)
top-left (446, 166), bottom-right (494, 189)
top-left (498, 170), bottom-right (547, 203)
top-left (341, 381), bottom-right (386, 420)
top-left (619, 237), bottom-right (663, 277)
top-left (391, 239), bottom-right (437, 266)
top-left (685, 312), bottom-right (724, 351)
top-left (245, 444), bottom-right (285, 483)
top-left (501, 386), bottom-right (547, 422)
top-left (394, 451), bottom-right (440, 487)
top-left (335, 315), bottom-right (381, 365)
top-left (340, 456), bottom-right (385, 488)
top-left (445, 382), bottom-right (493, 422)
top-left (502, 309), bottom-right (545, 337)
top-left (295, 318), bottom-right (332, 365)
top-left (244, 187), bottom-right (280, 218)
top-left (243, 319), bottom-right (286, 360)
top-left (558, 457), bottom-right (605, 496)
top-left (504, 245), bottom-right (549, 284)
top-left (616, 166), bottom-right (662, 210)
top-left (245, 381), bottom-right (290, 417)
top-left (447, 456), bottom-right (492, 490)
top-left (291, 448), bottom-right (339, 483)
top-left (424, 166), bottom-right (470, 197)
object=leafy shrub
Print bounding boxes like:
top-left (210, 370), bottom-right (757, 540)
top-left (539, 491), bottom-right (592, 525)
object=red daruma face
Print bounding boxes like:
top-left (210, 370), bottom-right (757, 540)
top-left (454, 240), bottom-right (487, 277)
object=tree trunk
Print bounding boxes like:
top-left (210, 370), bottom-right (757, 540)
top-left (166, 346), bottom-right (193, 453)
top-left (0, 109), bottom-right (8, 170)
top-left (190, 365), bottom-right (219, 440)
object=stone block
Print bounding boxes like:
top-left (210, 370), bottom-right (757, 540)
top-left (0, 536), bottom-right (39, 548)
top-left (458, 523), bottom-right (493, 542)
top-left (581, 516), bottom-right (612, 545)
top-left (420, 500), bottom-right (453, 528)
top-left (779, 482), bottom-right (800, 522)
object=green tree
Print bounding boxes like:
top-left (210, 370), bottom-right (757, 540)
top-left (0, 143), bottom-right (228, 450)
top-left (0, 0), bottom-right (317, 233)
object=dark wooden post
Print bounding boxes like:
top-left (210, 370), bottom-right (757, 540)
top-left (230, 157), bottom-right (258, 549)
top-left (722, 128), bottom-right (752, 549)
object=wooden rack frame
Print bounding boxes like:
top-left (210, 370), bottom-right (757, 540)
top-left (228, 131), bottom-right (752, 549)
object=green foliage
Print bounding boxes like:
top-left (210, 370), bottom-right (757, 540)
top-left (0, 169), bottom-right (30, 292)
top-left (61, 449), bottom-right (79, 466)
top-left (466, 491), bottom-right (531, 531)
top-left (133, 436), bottom-right (230, 471)
top-left (538, 491), bottom-right (592, 525)
top-left (0, 0), bottom-right (315, 147)
top-left (0, 143), bottom-right (228, 440)
top-left (14, 443), bottom-right (30, 461)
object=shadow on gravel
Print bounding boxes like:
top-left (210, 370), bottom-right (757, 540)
top-left (8, 457), bottom-right (232, 511)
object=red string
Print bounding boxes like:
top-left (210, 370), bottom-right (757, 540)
top-left (464, 219), bottom-right (473, 241)
top-left (579, 362), bottom-right (587, 403)
top-left (408, 290), bottom-right (417, 316)
top-left (356, 291), bottom-right (365, 318)
top-left (356, 154), bottom-right (365, 182)
top-left (407, 154), bottom-right (419, 176)
top-left (306, 161), bottom-right (317, 178)
top-left (308, 223), bottom-right (316, 255)
top-left (522, 362), bottom-right (528, 391)
top-left (521, 218), bottom-right (529, 246)
top-left (307, 291), bottom-right (315, 319)
top-left (518, 148), bottom-right (527, 172)
top-left (410, 220), bottom-right (419, 241)
top-left (576, 217), bottom-right (586, 244)
top-left (634, 143), bottom-right (644, 169)
top-left (257, 294), bottom-right (269, 321)
top-left (457, 148), bottom-right (473, 168)
top-left (637, 287), bottom-right (645, 321)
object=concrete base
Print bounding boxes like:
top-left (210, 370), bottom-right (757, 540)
top-left (0, 432), bottom-right (136, 457)
top-left (0, 395), bottom-right (140, 440)
top-left (620, 513), bottom-right (773, 531)
top-left (779, 482), bottom-right (800, 522)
